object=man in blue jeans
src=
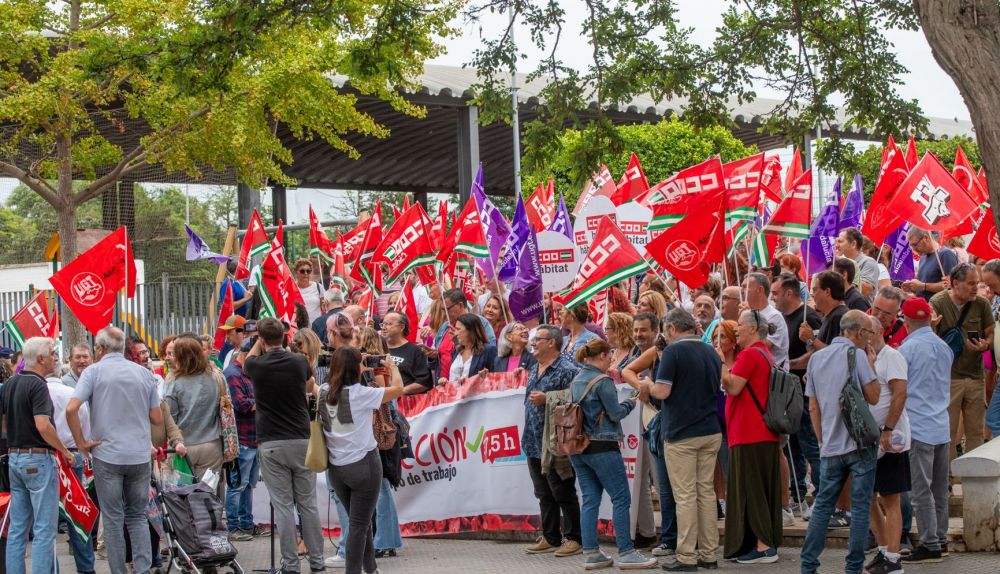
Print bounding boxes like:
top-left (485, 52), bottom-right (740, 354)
top-left (802, 310), bottom-right (881, 574)
top-left (67, 326), bottom-right (163, 574)
top-left (0, 336), bottom-right (75, 574)
top-left (224, 341), bottom-right (266, 540)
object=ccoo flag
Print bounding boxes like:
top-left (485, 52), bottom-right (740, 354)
top-left (4, 291), bottom-right (58, 348)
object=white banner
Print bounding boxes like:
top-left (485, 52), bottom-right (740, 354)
top-left (253, 374), bottom-right (645, 537)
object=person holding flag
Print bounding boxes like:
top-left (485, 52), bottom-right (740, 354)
top-left (902, 228), bottom-right (958, 302)
top-left (0, 336), bottom-right (75, 574)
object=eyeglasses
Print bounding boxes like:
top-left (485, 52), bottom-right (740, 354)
top-left (871, 306), bottom-right (897, 318)
top-left (530, 337), bottom-right (551, 346)
top-left (297, 269), bottom-right (312, 275)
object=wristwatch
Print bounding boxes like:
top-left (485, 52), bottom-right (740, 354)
top-left (806, 337), bottom-right (816, 349)
top-left (880, 425), bottom-right (893, 433)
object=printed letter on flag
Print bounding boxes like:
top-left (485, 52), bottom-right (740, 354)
top-left (610, 153), bottom-right (650, 206)
top-left (235, 209), bottom-right (269, 280)
top-left (644, 196), bottom-right (724, 288)
top-left (968, 208), bottom-right (1000, 261)
top-left (526, 178), bottom-right (555, 232)
top-left (373, 203), bottom-right (438, 285)
top-left (561, 218), bottom-right (645, 309)
top-left (887, 153), bottom-right (979, 232)
top-left (645, 157), bottom-right (725, 232)
top-left (4, 291), bottom-right (57, 348)
top-left (308, 206), bottom-right (334, 263)
top-left (723, 154), bottom-right (764, 223)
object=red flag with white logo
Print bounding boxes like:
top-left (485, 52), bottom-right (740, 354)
top-left (644, 157), bottom-right (725, 233)
top-left (349, 201), bottom-right (384, 288)
top-left (761, 169), bottom-right (813, 239)
top-left (330, 234), bottom-right (350, 294)
top-left (213, 282), bottom-right (233, 351)
top-left (644, 195), bottom-right (725, 288)
top-left (760, 154), bottom-right (783, 204)
top-left (450, 199), bottom-right (489, 258)
top-left (610, 153), bottom-right (650, 206)
top-left (560, 217), bottom-right (646, 309)
top-left (58, 456), bottom-right (98, 542)
top-left (526, 178), bottom-right (555, 232)
top-left (258, 232), bottom-right (304, 326)
top-left (887, 152), bottom-right (979, 232)
top-left (431, 200), bottom-right (449, 246)
top-left (953, 146), bottom-right (988, 204)
top-left (393, 279), bottom-right (421, 344)
top-left (968, 207), bottom-right (1000, 260)
top-left (572, 165), bottom-right (616, 216)
top-left (235, 209), bottom-right (269, 280)
top-left (863, 141), bottom-right (910, 245)
top-left (340, 220), bottom-right (368, 264)
top-left (3, 291), bottom-right (58, 348)
top-left (49, 226), bottom-right (136, 336)
top-left (373, 203), bottom-right (438, 284)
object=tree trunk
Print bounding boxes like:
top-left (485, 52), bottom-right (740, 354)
top-left (914, 1), bottom-right (1000, 230)
top-left (55, 132), bottom-right (86, 348)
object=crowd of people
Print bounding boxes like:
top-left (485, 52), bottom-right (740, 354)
top-left (0, 227), bottom-right (998, 574)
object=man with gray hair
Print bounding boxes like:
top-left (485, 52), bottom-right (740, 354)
top-left (67, 326), bottom-right (162, 574)
top-left (311, 287), bottom-right (346, 345)
top-left (61, 343), bottom-right (92, 388)
top-left (742, 272), bottom-right (790, 369)
top-left (871, 286), bottom-right (908, 349)
top-left (801, 309), bottom-right (880, 574)
top-left (0, 336), bottom-right (74, 574)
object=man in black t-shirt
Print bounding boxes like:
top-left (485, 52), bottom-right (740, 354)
top-left (798, 270), bottom-right (849, 356)
top-left (382, 311), bottom-right (433, 394)
top-left (0, 337), bottom-right (73, 574)
top-left (835, 257), bottom-right (870, 312)
top-left (244, 318), bottom-right (325, 573)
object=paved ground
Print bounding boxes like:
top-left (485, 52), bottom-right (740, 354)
top-left (47, 534), bottom-right (1000, 574)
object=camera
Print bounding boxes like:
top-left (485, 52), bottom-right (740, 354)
top-left (317, 345), bottom-right (333, 368)
top-left (244, 321), bottom-right (257, 333)
top-left (363, 354), bottom-right (386, 369)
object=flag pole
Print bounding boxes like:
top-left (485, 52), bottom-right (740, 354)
top-left (123, 225), bottom-right (130, 342)
top-left (803, 237), bottom-right (810, 324)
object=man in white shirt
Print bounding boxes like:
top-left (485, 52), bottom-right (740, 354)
top-left (837, 227), bottom-right (879, 301)
top-left (47, 375), bottom-right (95, 574)
top-left (742, 272), bottom-right (790, 369)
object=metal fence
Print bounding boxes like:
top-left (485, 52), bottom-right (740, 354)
top-left (0, 278), bottom-right (217, 355)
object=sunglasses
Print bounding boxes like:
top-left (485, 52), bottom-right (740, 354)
top-left (297, 268), bottom-right (312, 275)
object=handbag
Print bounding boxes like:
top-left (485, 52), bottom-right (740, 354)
top-left (937, 299), bottom-right (973, 359)
top-left (304, 398), bottom-right (328, 472)
top-left (839, 347), bottom-right (880, 449)
top-left (213, 370), bottom-right (239, 463)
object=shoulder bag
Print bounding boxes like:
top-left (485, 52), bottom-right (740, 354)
top-left (212, 370), bottom-right (239, 462)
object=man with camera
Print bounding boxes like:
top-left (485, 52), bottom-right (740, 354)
top-left (244, 318), bottom-right (325, 573)
top-left (381, 311), bottom-right (433, 395)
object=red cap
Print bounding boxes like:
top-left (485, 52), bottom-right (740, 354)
top-left (901, 297), bottom-right (932, 320)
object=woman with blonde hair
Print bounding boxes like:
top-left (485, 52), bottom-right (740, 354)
top-left (293, 257), bottom-right (325, 324)
top-left (605, 312), bottom-right (636, 370)
top-left (164, 337), bottom-right (223, 489)
top-left (570, 339), bottom-right (655, 570)
top-left (482, 294), bottom-right (508, 342)
top-left (637, 290), bottom-right (669, 320)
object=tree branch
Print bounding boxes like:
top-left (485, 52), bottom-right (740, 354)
top-left (0, 160), bottom-right (60, 205)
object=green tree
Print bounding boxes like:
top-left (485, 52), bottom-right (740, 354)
top-left (0, 0), bottom-right (456, 342)
top-left (465, 1), bottom-right (1000, 228)
top-left (817, 135), bottom-right (980, 202)
top-left (522, 117), bottom-right (757, 209)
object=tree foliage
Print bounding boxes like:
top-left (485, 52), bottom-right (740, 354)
top-left (521, 116), bottom-right (757, 208)
top-left (467, 0), bottom-right (925, 180)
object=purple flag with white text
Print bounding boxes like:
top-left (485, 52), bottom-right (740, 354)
top-left (185, 225), bottom-right (230, 264)
top-left (499, 194), bottom-right (531, 282)
top-left (887, 223), bottom-right (915, 281)
top-left (838, 174), bottom-right (865, 232)
top-left (547, 193), bottom-right (573, 240)
top-left (471, 165), bottom-right (512, 279)
top-left (508, 226), bottom-right (544, 322)
top-left (803, 178), bottom-right (842, 275)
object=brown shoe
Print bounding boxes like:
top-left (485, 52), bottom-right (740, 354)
top-left (525, 536), bottom-right (556, 554)
top-left (554, 539), bottom-right (583, 557)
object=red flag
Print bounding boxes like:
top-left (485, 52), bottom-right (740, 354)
top-left (863, 141), bottom-right (910, 245)
top-left (968, 208), bottom-right (1000, 260)
top-left (49, 227), bottom-right (136, 336)
top-left (259, 236), bottom-right (303, 325)
top-left (450, 200), bottom-right (489, 258)
top-left (308, 207), bottom-right (333, 263)
top-left (3, 292), bottom-right (58, 348)
top-left (213, 283), bottom-right (234, 351)
top-left (526, 178), bottom-right (556, 232)
top-left (402, 194), bottom-right (411, 212)
top-left (330, 234), bottom-right (350, 293)
top-left (391, 204), bottom-right (403, 220)
top-left (644, 157), bottom-right (725, 233)
top-left (905, 135), bottom-right (918, 170)
top-left (349, 201), bottom-right (384, 288)
top-left (588, 289), bottom-right (609, 329)
top-left (953, 146), bottom-right (988, 204)
top-left (644, 195), bottom-right (725, 288)
top-left (58, 457), bottom-right (98, 542)
top-left (761, 169), bottom-right (813, 238)
top-left (783, 148), bottom-right (803, 196)
top-left (393, 279), bottom-right (421, 343)
top-left (978, 167), bottom-right (989, 201)
top-left (723, 153), bottom-right (764, 222)
top-left (572, 164), bottom-right (616, 216)
top-left (431, 200), bottom-right (449, 246)
top-left (373, 203), bottom-right (438, 284)
top-left (610, 153), bottom-right (650, 206)
top-left (560, 217), bottom-right (646, 309)
top-left (235, 209), bottom-right (269, 280)
top-left (887, 152), bottom-right (980, 232)
top-left (760, 154), bottom-right (783, 203)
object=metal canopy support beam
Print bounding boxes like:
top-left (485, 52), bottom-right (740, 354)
top-left (237, 182), bottom-right (260, 229)
top-left (457, 105), bottom-right (479, 206)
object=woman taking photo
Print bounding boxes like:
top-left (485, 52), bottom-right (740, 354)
top-left (721, 310), bottom-right (782, 564)
top-left (570, 339), bottom-right (656, 570)
top-left (321, 347), bottom-right (404, 574)
top-left (164, 337), bottom-right (224, 491)
top-left (327, 311), bottom-right (357, 350)
top-left (492, 322), bottom-right (535, 372)
top-left (440, 313), bottom-right (497, 384)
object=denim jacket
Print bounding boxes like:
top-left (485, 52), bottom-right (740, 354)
top-left (570, 364), bottom-right (634, 442)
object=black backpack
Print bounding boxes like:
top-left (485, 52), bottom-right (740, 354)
top-left (839, 347), bottom-right (880, 449)
top-left (744, 347), bottom-right (803, 435)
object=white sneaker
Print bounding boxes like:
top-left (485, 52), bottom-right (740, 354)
top-left (800, 501), bottom-right (812, 521)
top-left (324, 555), bottom-right (346, 568)
top-left (782, 507), bottom-right (795, 527)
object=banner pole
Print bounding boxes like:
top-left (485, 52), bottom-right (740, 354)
top-left (123, 226), bottom-right (130, 342)
top-left (804, 237), bottom-right (810, 324)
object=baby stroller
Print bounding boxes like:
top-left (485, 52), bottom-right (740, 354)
top-left (153, 450), bottom-right (244, 574)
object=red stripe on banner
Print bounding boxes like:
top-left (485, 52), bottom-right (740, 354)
top-left (322, 515), bottom-right (624, 539)
top-left (397, 371), bottom-right (528, 418)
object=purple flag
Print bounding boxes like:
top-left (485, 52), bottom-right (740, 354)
top-left (508, 226), bottom-right (544, 322)
top-left (185, 225), bottom-right (230, 264)
top-left (547, 193), bottom-right (573, 240)
top-left (471, 165), bottom-right (512, 279)
top-left (499, 194), bottom-right (531, 282)
top-left (838, 174), bottom-right (865, 232)
top-left (803, 179), bottom-right (842, 275)
top-left (887, 223), bottom-right (915, 281)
